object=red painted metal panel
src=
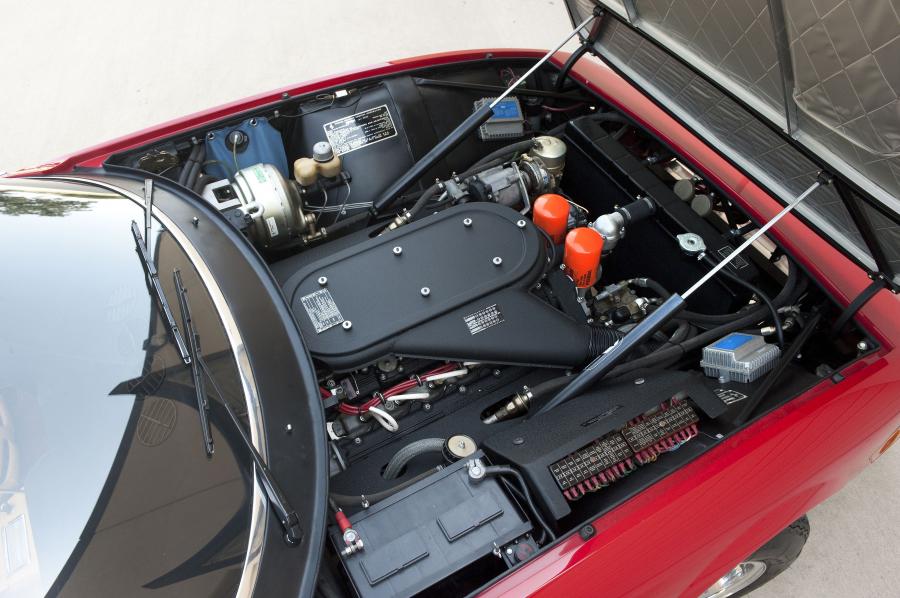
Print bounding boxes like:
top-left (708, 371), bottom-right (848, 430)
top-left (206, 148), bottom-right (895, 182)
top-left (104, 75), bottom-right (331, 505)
top-left (479, 54), bottom-right (900, 598)
top-left (7, 45), bottom-right (899, 597)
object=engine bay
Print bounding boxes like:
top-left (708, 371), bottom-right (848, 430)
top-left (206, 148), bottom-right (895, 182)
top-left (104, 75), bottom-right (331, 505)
top-left (110, 56), bottom-right (873, 598)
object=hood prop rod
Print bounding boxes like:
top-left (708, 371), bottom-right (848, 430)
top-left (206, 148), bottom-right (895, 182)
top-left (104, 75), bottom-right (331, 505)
top-left (370, 11), bottom-right (600, 217)
top-left (533, 173), bottom-right (831, 417)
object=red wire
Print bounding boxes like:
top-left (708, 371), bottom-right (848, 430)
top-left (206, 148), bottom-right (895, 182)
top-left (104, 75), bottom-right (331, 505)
top-left (337, 363), bottom-right (460, 415)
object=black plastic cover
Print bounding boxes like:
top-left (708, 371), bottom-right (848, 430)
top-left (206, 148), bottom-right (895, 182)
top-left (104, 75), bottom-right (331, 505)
top-left (330, 454), bottom-right (530, 598)
top-left (283, 203), bottom-right (591, 370)
top-left (483, 369), bottom-right (726, 519)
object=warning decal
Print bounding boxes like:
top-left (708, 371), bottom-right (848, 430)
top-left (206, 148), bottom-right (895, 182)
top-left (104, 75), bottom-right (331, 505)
top-left (323, 104), bottom-right (398, 156)
top-left (300, 288), bottom-right (345, 333)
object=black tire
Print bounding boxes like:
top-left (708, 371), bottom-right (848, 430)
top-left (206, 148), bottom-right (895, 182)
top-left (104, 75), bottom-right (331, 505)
top-left (728, 515), bottom-right (810, 597)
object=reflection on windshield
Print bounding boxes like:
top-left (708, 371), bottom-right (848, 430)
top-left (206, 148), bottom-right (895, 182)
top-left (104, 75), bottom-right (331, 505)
top-left (0, 181), bottom-right (252, 597)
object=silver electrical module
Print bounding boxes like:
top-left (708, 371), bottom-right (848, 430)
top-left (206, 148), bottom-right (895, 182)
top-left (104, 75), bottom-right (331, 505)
top-left (701, 333), bottom-right (781, 384)
top-left (474, 97), bottom-right (525, 140)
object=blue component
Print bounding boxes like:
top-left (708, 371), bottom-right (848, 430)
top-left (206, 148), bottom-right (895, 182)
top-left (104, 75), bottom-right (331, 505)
top-left (490, 98), bottom-right (522, 120)
top-left (712, 333), bottom-right (754, 351)
top-left (205, 117), bottom-right (288, 181)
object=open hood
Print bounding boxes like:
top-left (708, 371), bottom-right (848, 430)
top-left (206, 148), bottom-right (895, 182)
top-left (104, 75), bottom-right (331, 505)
top-left (564, 0), bottom-right (900, 288)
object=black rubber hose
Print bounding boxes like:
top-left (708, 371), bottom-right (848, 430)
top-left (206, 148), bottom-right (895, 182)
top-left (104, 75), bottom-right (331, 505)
top-left (329, 466), bottom-right (443, 508)
top-left (633, 269), bottom-right (792, 328)
top-left (185, 145), bottom-right (206, 190)
top-left (382, 438), bottom-right (445, 480)
top-left (482, 465), bottom-right (556, 542)
top-left (178, 143), bottom-right (201, 185)
top-left (321, 211), bottom-right (369, 236)
top-left (554, 43), bottom-right (591, 93)
top-left (472, 139), bottom-right (537, 170)
top-left (702, 254), bottom-right (784, 348)
top-left (733, 310), bottom-right (823, 425)
top-left (605, 265), bottom-right (801, 377)
top-left (588, 326), bottom-right (625, 357)
top-left (405, 154), bottom-right (514, 220)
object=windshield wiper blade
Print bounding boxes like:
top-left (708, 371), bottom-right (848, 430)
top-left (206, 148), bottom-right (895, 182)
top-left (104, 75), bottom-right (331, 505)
top-left (173, 268), bottom-right (215, 457)
top-left (198, 351), bottom-right (304, 545)
top-left (131, 221), bottom-right (191, 364)
top-left (172, 273), bottom-right (303, 545)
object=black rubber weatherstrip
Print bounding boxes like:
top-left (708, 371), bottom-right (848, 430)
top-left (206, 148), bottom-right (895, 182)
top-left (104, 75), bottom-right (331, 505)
top-left (829, 278), bottom-right (885, 337)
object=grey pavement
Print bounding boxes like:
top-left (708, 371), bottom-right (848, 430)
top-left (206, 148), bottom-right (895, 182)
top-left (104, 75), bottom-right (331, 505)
top-left (2, 1), bottom-right (897, 596)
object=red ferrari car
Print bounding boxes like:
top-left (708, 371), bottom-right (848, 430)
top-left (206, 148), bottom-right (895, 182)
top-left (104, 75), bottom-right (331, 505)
top-left (1, 1), bottom-right (898, 597)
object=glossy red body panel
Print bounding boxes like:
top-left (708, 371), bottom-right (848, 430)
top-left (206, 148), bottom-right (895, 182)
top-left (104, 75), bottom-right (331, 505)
top-left (10, 48), bottom-right (899, 598)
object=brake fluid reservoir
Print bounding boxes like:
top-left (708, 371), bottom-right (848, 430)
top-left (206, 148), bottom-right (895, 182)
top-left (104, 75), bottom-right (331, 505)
top-left (564, 227), bottom-right (604, 288)
top-left (533, 193), bottom-right (570, 244)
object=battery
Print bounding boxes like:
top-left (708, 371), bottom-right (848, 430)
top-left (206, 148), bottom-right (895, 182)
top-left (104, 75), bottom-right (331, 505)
top-left (700, 333), bottom-right (781, 383)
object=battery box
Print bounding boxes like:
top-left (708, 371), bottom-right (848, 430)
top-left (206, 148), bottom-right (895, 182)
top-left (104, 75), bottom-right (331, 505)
top-left (330, 454), bottom-right (531, 598)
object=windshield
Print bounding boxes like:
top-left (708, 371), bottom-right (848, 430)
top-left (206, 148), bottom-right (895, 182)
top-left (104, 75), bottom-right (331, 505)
top-left (0, 179), bottom-right (255, 597)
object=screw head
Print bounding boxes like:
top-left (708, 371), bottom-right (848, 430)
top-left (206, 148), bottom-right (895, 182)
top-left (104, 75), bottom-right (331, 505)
top-left (512, 437), bottom-right (525, 446)
top-left (318, 276), bottom-right (328, 286)
top-left (192, 216), bottom-right (199, 227)
top-left (420, 287), bottom-right (431, 297)
top-left (285, 423), bottom-right (293, 433)
top-left (634, 378), bottom-right (645, 385)
top-left (517, 219), bottom-right (527, 228)
top-left (463, 217), bottom-right (473, 227)
top-left (342, 320), bottom-right (353, 330)
top-left (393, 246), bottom-right (403, 256)
top-left (857, 340), bottom-right (869, 351)
top-left (492, 256), bottom-right (503, 266)
top-left (353, 437), bottom-right (362, 445)
top-left (423, 403), bottom-right (432, 411)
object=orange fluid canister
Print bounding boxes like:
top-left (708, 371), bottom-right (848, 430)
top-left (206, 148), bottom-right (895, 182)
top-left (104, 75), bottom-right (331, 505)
top-left (564, 227), bottom-right (604, 288)
top-left (532, 193), bottom-right (569, 244)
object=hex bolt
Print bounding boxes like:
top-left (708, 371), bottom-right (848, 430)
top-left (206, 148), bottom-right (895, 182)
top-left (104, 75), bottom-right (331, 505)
top-left (318, 276), bottom-right (328, 286)
top-left (493, 369), bottom-right (501, 377)
top-left (517, 219), bottom-right (527, 228)
top-left (342, 320), bottom-right (353, 330)
top-left (285, 424), bottom-right (293, 433)
top-left (393, 246), bottom-right (403, 256)
top-left (421, 287), bottom-right (431, 297)
top-left (423, 403), bottom-right (432, 411)
top-left (325, 379), bottom-right (336, 388)
top-left (463, 217), bottom-right (473, 227)
top-left (492, 256), bottom-right (503, 266)
top-left (458, 385), bottom-right (467, 394)
top-left (353, 437), bottom-right (362, 445)
top-left (192, 216), bottom-right (200, 227)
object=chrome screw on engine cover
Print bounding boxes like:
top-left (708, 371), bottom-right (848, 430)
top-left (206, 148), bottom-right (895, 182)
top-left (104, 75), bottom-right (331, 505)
top-left (342, 321), bottom-right (353, 330)
top-left (318, 276), bottom-right (328, 286)
top-left (393, 246), bottom-right (403, 256)
top-left (492, 256), bottom-right (503, 266)
top-left (420, 287), bottom-right (431, 297)
top-left (463, 217), bottom-right (473, 227)
top-left (517, 219), bottom-right (527, 228)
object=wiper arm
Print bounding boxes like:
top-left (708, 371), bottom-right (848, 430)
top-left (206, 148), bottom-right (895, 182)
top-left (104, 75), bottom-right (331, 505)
top-left (198, 354), bottom-right (304, 545)
top-left (172, 272), bottom-right (303, 545)
top-left (131, 221), bottom-right (191, 364)
top-left (173, 269), bottom-right (215, 457)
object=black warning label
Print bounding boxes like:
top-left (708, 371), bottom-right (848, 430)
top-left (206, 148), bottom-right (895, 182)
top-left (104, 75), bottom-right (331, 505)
top-left (300, 289), bottom-right (344, 333)
top-left (323, 104), bottom-right (398, 156)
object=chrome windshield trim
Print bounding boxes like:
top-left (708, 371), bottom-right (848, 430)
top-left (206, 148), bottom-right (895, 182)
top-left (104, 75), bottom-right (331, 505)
top-left (43, 175), bottom-right (266, 598)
